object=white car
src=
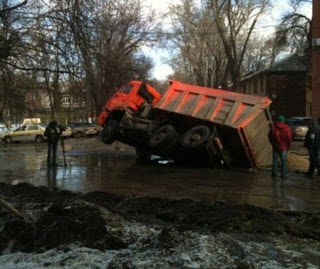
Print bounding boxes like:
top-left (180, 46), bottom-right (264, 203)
top-left (60, 126), bottom-right (72, 137)
top-left (0, 127), bottom-right (6, 135)
top-left (38, 124), bottom-right (72, 138)
top-left (0, 124), bottom-right (46, 143)
top-left (67, 122), bottom-right (98, 137)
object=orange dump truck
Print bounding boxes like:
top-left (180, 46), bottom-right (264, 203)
top-left (98, 80), bottom-right (273, 168)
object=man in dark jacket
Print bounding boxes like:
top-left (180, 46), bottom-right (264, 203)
top-left (44, 120), bottom-right (62, 167)
top-left (304, 118), bottom-right (320, 178)
top-left (268, 115), bottom-right (292, 178)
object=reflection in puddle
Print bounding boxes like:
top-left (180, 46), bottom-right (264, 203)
top-left (0, 148), bottom-right (320, 213)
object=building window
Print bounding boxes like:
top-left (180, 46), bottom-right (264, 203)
top-left (62, 97), bottom-right (72, 104)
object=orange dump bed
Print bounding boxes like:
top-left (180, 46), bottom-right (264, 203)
top-left (155, 81), bottom-right (272, 168)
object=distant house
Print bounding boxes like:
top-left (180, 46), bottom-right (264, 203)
top-left (23, 81), bottom-right (90, 124)
top-left (239, 52), bottom-right (311, 117)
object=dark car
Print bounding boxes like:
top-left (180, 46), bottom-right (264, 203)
top-left (285, 117), bottom-right (311, 140)
top-left (67, 122), bottom-right (98, 138)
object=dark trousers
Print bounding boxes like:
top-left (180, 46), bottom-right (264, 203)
top-left (47, 142), bottom-right (58, 166)
top-left (306, 150), bottom-right (320, 176)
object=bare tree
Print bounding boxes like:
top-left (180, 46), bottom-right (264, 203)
top-left (208, 0), bottom-right (270, 91)
top-left (0, 0), bottom-right (29, 121)
top-left (274, 10), bottom-right (311, 53)
top-left (0, 0), bottom-right (161, 122)
top-left (169, 0), bottom-right (228, 88)
top-left (50, 0), bottom-right (162, 117)
top-left (242, 34), bottom-right (275, 74)
top-left (168, 0), bottom-right (270, 91)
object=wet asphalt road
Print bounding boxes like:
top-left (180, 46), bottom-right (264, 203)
top-left (0, 137), bottom-right (319, 213)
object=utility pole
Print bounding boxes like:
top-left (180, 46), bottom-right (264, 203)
top-left (312, 0), bottom-right (320, 118)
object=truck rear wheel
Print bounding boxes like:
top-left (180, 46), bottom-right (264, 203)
top-left (149, 125), bottom-right (179, 152)
top-left (181, 125), bottom-right (211, 149)
top-left (101, 120), bottom-right (119, 144)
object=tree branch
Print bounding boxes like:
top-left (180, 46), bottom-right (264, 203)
top-left (0, 0), bottom-right (28, 14)
top-left (0, 60), bottom-right (79, 76)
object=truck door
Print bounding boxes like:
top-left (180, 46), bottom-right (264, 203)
top-left (110, 83), bottom-right (144, 111)
top-left (119, 83), bottom-right (144, 110)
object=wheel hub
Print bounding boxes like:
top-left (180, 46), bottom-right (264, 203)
top-left (191, 133), bottom-right (201, 142)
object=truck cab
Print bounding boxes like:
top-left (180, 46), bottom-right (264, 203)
top-left (98, 81), bottom-right (161, 126)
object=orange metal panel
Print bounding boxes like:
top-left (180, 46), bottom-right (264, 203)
top-left (156, 81), bottom-right (271, 129)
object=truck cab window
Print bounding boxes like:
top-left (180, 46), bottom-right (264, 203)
top-left (119, 85), bottom-right (132, 94)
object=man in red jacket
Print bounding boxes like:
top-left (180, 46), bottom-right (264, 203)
top-left (268, 115), bottom-right (292, 178)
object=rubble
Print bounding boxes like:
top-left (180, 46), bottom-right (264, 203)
top-left (0, 182), bottom-right (320, 268)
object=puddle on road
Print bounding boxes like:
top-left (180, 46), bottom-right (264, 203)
top-left (0, 142), bottom-right (319, 213)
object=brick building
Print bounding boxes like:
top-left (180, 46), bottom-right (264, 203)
top-left (239, 52), bottom-right (311, 118)
top-left (312, 0), bottom-right (320, 117)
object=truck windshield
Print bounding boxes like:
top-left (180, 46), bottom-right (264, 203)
top-left (119, 85), bottom-right (132, 94)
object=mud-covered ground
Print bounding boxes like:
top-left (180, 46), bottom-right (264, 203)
top-left (0, 182), bottom-right (320, 269)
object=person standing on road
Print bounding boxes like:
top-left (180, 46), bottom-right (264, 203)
top-left (268, 115), bottom-right (292, 178)
top-left (304, 118), bottom-right (320, 178)
top-left (44, 120), bottom-right (62, 167)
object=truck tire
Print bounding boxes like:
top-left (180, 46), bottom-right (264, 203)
top-left (181, 125), bottom-right (211, 149)
top-left (101, 120), bottom-right (119, 144)
top-left (149, 125), bottom-right (179, 151)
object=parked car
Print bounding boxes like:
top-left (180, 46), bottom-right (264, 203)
top-left (38, 124), bottom-right (72, 138)
top-left (0, 124), bottom-right (46, 144)
top-left (60, 126), bottom-right (72, 137)
top-left (288, 116), bottom-right (312, 122)
top-left (285, 117), bottom-right (312, 140)
top-left (93, 124), bottom-right (103, 135)
top-left (67, 122), bottom-right (98, 138)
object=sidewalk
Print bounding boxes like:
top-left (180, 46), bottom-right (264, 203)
top-left (287, 152), bottom-right (309, 173)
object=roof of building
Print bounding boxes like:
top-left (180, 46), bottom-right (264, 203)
top-left (267, 53), bottom-right (311, 72)
top-left (242, 53), bottom-right (311, 81)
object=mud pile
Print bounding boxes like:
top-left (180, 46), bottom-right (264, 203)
top-left (1, 182), bottom-right (320, 268)
top-left (85, 191), bottom-right (320, 239)
top-left (1, 182), bottom-right (320, 252)
top-left (0, 183), bottom-right (127, 253)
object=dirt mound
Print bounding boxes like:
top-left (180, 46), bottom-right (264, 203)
top-left (1, 183), bottom-right (320, 254)
top-left (0, 183), bottom-right (127, 253)
top-left (84, 192), bottom-right (320, 240)
top-left (0, 200), bottom-right (127, 253)
top-left (0, 182), bottom-right (80, 203)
